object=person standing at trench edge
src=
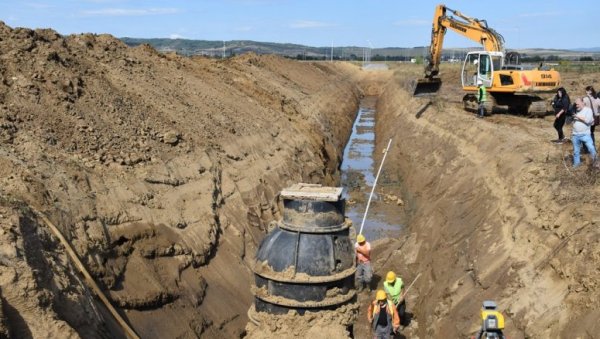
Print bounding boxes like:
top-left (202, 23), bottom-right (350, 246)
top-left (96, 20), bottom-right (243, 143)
top-left (571, 97), bottom-right (597, 168)
top-left (477, 80), bottom-right (487, 118)
top-left (355, 234), bottom-right (372, 292)
top-left (551, 87), bottom-right (570, 143)
top-left (584, 86), bottom-right (600, 147)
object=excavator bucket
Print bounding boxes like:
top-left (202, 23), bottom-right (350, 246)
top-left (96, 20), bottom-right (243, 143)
top-left (411, 77), bottom-right (442, 97)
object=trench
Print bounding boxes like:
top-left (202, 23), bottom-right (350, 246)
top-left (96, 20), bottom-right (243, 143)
top-left (341, 96), bottom-right (402, 241)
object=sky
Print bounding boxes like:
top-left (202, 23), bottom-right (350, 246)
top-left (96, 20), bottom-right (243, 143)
top-left (0, 0), bottom-right (596, 49)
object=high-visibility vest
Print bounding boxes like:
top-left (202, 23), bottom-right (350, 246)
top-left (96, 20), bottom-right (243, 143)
top-left (478, 85), bottom-right (487, 103)
top-left (383, 278), bottom-right (404, 304)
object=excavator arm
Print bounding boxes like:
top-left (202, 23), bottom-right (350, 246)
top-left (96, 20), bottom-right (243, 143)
top-left (413, 4), bottom-right (505, 96)
top-left (425, 4), bottom-right (505, 78)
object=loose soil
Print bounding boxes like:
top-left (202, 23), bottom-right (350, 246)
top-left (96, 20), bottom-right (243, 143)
top-left (0, 22), bottom-right (364, 338)
top-left (1, 20), bottom-right (599, 339)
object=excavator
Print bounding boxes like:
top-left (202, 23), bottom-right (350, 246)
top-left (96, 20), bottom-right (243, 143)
top-left (413, 4), bottom-right (561, 116)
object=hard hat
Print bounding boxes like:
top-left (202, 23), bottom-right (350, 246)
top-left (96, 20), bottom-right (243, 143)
top-left (477, 80), bottom-right (483, 86)
top-left (376, 289), bottom-right (387, 301)
top-left (357, 234), bottom-right (366, 243)
top-left (482, 300), bottom-right (497, 310)
top-left (385, 271), bottom-right (396, 283)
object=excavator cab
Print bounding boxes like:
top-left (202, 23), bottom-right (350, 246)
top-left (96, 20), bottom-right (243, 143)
top-left (461, 51), bottom-right (502, 89)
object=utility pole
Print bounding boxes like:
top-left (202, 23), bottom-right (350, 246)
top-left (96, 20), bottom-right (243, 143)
top-left (222, 40), bottom-right (226, 59)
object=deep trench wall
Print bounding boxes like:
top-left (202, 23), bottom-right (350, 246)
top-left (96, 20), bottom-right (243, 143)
top-left (373, 68), bottom-right (599, 338)
top-left (0, 22), bottom-right (362, 338)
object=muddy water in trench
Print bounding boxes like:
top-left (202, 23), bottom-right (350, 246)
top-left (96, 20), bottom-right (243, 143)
top-left (341, 96), bottom-right (402, 241)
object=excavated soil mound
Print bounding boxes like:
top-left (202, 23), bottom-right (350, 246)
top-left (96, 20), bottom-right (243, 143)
top-left (0, 21), bottom-right (365, 338)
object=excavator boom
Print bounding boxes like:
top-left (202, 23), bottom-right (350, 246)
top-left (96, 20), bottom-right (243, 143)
top-left (413, 4), bottom-right (505, 96)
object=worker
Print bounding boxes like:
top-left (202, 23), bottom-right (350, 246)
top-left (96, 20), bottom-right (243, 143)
top-left (355, 234), bottom-right (372, 292)
top-left (368, 289), bottom-right (400, 339)
top-left (475, 300), bottom-right (506, 339)
top-left (383, 271), bottom-right (406, 325)
top-left (477, 80), bottom-right (487, 118)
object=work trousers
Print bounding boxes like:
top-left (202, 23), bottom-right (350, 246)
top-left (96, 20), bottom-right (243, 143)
top-left (373, 324), bottom-right (393, 339)
top-left (396, 300), bottom-right (407, 326)
top-left (478, 102), bottom-right (486, 117)
top-left (356, 262), bottom-right (373, 289)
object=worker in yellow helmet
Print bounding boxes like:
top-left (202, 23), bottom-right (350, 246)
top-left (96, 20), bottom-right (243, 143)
top-left (475, 301), bottom-right (506, 339)
top-left (383, 271), bottom-right (406, 325)
top-left (368, 289), bottom-right (400, 339)
top-left (355, 233), bottom-right (372, 292)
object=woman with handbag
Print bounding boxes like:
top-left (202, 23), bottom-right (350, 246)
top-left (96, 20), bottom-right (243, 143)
top-left (585, 86), bottom-right (600, 146)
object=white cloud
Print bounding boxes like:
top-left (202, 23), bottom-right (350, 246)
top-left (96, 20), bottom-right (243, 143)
top-left (290, 20), bottom-right (335, 29)
top-left (393, 19), bottom-right (429, 26)
top-left (519, 11), bottom-right (560, 18)
top-left (80, 7), bottom-right (179, 16)
top-left (169, 34), bottom-right (184, 39)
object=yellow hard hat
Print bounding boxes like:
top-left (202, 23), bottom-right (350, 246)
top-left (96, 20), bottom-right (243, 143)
top-left (376, 289), bottom-right (387, 301)
top-left (385, 271), bottom-right (396, 283)
top-left (357, 234), bottom-right (366, 243)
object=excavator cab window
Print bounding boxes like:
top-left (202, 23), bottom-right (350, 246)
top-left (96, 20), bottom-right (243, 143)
top-left (462, 52), bottom-right (495, 88)
top-left (479, 54), bottom-right (493, 87)
top-left (462, 53), bottom-right (480, 87)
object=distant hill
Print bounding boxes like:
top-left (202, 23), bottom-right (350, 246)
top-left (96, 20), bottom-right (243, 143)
top-left (573, 47), bottom-right (600, 52)
top-left (120, 38), bottom-right (600, 61)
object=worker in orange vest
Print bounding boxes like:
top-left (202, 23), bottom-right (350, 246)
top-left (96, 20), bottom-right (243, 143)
top-left (368, 289), bottom-right (400, 339)
top-left (355, 234), bottom-right (372, 291)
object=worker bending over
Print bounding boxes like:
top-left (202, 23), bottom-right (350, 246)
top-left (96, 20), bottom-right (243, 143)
top-left (368, 289), bottom-right (400, 339)
top-left (355, 234), bottom-right (372, 291)
top-left (383, 271), bottom-right (406, 325)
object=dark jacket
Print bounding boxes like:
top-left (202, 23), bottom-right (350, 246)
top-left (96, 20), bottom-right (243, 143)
top-left (552, 94), bottom-right (570, 115)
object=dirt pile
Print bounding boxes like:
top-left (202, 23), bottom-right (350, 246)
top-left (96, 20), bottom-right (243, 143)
top-left (0, 21), bottom-right (364, 338)
top-left (364, 64), bottom-right (600, 338)
top-left (245, 304), bottom-right (358, 338)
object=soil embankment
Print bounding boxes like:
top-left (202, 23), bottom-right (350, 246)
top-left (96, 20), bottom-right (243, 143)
top-left (367, 65), bottom-right (600, 338)
top-left (0, 22), bottom-right (364, 338)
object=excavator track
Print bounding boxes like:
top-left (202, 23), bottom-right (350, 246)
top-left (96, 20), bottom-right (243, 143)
top-left (527, 100), bottom-right (550, 117)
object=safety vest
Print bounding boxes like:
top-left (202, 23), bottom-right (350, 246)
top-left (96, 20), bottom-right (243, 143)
top-left (383, 278), bottom-right (404, 304)
top-left (478, 85), bottom-right (487, 103)
top-left (369, 300), bottom-right (400, 332)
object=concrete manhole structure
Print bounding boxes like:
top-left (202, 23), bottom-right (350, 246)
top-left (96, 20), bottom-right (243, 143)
top-left (250, 183), bottom-right (357, 319)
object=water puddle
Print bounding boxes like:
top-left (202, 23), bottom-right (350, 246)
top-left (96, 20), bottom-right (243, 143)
top-left (341, 97), bottom-right (402, 241)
